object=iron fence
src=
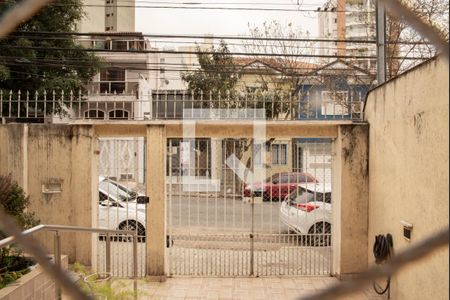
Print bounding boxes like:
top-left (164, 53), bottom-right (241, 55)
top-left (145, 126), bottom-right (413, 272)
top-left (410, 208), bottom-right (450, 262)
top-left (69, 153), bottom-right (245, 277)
top-left (0, 89), bottom-right (365, 121)
top-left (166, 138), bottom-right (334, 277)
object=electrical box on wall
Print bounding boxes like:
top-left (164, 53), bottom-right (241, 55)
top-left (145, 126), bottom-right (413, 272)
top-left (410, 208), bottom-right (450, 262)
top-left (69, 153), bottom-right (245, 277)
top-left (400, 220), bottom-right (413, 241)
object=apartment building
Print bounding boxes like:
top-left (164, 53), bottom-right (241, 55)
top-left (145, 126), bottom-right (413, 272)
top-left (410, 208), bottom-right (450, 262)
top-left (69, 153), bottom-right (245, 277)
top-left (318, 0), bottom-right (376, 71)
top-left (77, 0), bottom-right (135, 33)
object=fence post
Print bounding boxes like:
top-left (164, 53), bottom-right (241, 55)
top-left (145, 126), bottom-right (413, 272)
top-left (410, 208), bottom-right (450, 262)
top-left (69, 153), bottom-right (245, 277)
top-left (146, 125), bottom-right (166, 277)
top-left (133, 233), bottom-right (138, 299)
top-left (106, 233), bottom-right (111, 273)
top-left (54, 231), bottom-right (62, 300)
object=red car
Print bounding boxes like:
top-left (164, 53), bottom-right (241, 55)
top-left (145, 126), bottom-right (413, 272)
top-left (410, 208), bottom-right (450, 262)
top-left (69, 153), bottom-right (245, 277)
top-left (243, 172), bottom-right (318, 201)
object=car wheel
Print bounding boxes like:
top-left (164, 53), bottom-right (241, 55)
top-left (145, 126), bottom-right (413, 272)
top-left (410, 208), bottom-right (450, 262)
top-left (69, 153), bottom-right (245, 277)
top-left (308, 222), bottom-right (331, 247)
top-left (119, 220), bottom-right (146, 242)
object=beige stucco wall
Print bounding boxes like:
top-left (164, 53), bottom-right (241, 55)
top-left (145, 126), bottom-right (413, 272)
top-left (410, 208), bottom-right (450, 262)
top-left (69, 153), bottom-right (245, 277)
top-left (364, 56), bottom-right (449, 299)
top-left (332, 124), bottom-right (369, 276)
top-left (0, 124), bottom-right (96, 265)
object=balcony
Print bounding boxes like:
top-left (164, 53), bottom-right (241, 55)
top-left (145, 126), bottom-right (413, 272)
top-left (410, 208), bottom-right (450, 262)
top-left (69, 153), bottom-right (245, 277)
top-left (87, 81), bottom-right (139, 96)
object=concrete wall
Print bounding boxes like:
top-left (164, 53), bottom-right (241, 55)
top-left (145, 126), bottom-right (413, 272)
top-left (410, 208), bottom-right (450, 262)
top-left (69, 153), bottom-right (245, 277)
top-left (332, 124), bottom-right (369, 276)
top-left (0, 256), bottom-right (68, 300)
top-left (364, 56), bottom-right (449, 299)
top-left (0, 124), bottom-right (96, 265)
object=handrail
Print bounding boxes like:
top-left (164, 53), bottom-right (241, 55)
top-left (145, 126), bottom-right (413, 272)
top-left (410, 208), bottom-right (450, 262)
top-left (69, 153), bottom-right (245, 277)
top-left (0, 224), bottom-right (139, 300)
top-left (0, 224), bottom-right (135, 248)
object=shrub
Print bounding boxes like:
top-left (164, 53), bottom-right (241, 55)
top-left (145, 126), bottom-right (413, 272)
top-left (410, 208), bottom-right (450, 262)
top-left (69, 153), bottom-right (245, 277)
top-left (0, 175), bottom-right (39, 289)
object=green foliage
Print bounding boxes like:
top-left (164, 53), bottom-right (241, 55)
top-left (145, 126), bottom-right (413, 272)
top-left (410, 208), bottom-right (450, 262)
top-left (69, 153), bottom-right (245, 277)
top-left (181, 40), bottom-right (239, 97)
top-left (0, 178), bottom-right (39, 240)
top-left (0, 175), bottom-right (38, 289)
top-left (71, 262), bottom-right (142, 299)
top-left (0, 0), bottom-right (101, 92)
top-left (0, 259), bottom-right (32, 289)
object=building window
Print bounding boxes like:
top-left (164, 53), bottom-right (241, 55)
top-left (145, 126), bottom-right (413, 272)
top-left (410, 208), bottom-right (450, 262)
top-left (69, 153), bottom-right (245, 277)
top-left (105, 27), bottom-right (110, 31)
top-left (160, 58), bottom-right (165, 63)
top-left (84, 109), bottom-right (105, 119)
top-left (111, 40), bottom-right (127, 50)
top-left (166, 139), bottom-right (211, 178)
top-left (321, 91), bottom-right (348, 115)
top-left (272, 144), bottom-right (287, 165)
top-left (100, 68), bottom-right (125, 93)
top-left (108, 109), bottom-right (129, 120)
top-left (160, 68), bottom-right (165, 74)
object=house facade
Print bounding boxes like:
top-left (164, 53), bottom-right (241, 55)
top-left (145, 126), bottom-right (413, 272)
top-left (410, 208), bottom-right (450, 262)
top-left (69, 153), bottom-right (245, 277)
top-left (297, 59), bottom-right (375, 120)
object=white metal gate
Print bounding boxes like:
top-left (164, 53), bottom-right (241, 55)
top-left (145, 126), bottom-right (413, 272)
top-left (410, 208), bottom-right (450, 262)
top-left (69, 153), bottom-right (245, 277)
top-left (166, 138), bottom-right (333, 276)
top-left (95, 137), bottom-right (147, 277)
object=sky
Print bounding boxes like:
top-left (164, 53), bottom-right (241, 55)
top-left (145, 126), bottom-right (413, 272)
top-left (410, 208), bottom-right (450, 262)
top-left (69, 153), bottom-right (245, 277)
top-left (135, 0), bottom-right (328, 43)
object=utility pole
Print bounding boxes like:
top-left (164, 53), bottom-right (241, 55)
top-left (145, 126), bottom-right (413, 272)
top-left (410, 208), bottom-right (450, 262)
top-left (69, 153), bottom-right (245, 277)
top-left (376, 0), bottom-right (387, 84)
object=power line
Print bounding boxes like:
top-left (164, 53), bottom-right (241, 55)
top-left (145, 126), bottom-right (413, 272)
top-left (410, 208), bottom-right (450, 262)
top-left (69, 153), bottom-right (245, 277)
top-left (90, 0), bottom-right (326, 7)
top-left (11, 30), bottom-right (379, 44)
top-left (0, 0), bottom-right (376, 13)
top-left (4, 35), bottom-right (382, 51)
top-left (0, 55), bottom-right (384, 73)
top-left (10, 31), bottom-right (432, 46)
top-left (0, 44), bottom-right (431, 60)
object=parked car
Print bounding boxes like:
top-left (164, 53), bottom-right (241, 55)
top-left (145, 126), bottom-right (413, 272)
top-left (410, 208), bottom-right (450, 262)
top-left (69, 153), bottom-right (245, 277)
top-left (98, 177), bottom-right (147, 238)
top-left (279, 183), bottom-right (331, 246)
top-left (99, 176), bottom-right (148, 204)
top-left (243, 172), bottom-right (318, 201)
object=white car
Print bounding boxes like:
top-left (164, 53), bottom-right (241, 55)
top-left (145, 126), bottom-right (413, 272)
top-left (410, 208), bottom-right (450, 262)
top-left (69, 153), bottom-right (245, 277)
top-left (98, 177), bottom-right (147, 237)
top-left (99, 176), bottom-right (148, 203)
top-left (280, 183), bottom-right (332, 246)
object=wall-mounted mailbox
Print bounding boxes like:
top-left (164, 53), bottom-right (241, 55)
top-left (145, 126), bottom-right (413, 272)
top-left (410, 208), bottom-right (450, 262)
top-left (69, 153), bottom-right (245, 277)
top-left (400, 220), bottom-right (413, 241)
top-left (42, 182), bottom-right (62, 194)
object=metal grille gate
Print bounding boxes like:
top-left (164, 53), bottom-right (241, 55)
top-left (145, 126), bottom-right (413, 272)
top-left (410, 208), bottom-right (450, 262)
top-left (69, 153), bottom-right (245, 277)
top-left (166, 138), bottom-right (333, 276)
top-left (95, 137), bottom-right (147, 277)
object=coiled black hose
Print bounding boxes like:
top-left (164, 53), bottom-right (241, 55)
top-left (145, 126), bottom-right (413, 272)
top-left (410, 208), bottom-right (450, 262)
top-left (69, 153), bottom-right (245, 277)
top-left (373, 234), bottom-right (393, 297)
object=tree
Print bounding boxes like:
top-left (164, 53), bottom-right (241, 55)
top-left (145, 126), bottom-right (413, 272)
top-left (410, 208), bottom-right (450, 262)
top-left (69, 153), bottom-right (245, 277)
top-left (323, 0), bottom-right (449, 78)
top-left (243, 21), bottom-right (317, 95)
top-left (385, 0), bottom-right (449, 78)
top-left (0, 0), bottom-right (101, 92)
top-left (181, 40), bottom-right (239, 101)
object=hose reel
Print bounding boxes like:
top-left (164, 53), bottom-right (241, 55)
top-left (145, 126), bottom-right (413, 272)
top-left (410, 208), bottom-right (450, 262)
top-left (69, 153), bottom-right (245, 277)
top-left (373, 233), bottom-right (393, 298)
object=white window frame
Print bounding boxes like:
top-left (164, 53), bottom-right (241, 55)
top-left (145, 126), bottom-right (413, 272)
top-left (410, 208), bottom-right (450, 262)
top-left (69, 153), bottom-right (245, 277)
top-left (271, 143), bottom-right (288, 165)
top-left (321, 91), bottom-right (348, 116)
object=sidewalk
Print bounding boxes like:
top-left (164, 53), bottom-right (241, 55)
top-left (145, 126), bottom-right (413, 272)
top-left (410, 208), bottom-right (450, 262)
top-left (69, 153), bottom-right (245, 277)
top-left (124, 276), bottom-right (384, 300)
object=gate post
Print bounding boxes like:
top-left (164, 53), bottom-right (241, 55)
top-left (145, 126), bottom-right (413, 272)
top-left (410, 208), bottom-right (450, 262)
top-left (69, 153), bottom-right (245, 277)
top-left (146, 125), bottom-right (166, 277)
top-left (332, 124), bottom-right (369, 278)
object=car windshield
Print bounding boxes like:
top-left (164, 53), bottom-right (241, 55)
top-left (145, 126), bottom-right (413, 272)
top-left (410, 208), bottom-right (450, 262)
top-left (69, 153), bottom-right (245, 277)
top-left (99, 179), bottom-right (136, 202)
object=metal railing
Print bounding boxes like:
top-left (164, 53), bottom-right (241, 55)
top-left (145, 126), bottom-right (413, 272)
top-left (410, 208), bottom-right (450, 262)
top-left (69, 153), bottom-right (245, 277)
top-left (0, 224), bottom-right (138, 300)
top-left (86, 81), bottom-right (140, 95)
top-left (0, 89), bottom-right (366, 121)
